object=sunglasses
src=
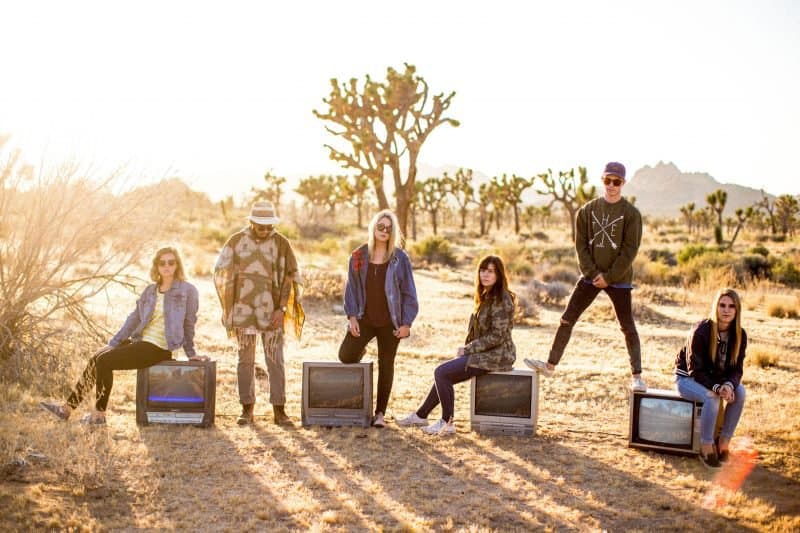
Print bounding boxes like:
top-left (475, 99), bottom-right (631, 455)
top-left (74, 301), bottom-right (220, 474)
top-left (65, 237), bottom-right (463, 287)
top-left (158, 259), bottom-right (176, 267)
top-left (376, 223), bottom-right (392, 233)
top-left (253, 223), bottom-right (274, 231)
top-left (603, 177), bottom-right (623, 187)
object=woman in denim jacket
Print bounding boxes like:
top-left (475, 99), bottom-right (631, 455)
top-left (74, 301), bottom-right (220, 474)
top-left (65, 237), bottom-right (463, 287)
top-left (41, 246), bottom-right (204, 424)
top-left (339, 210), bottom-right (418, 428)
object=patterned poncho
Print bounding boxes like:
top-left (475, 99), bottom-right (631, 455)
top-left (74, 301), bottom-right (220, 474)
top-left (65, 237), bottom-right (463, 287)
top-left (214, 227), bottom-right (304, 343)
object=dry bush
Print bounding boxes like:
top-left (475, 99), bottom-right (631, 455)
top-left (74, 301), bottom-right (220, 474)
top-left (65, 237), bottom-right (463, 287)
top-left (0, 139), bottom-right (163, 386)
top-left (746, 346), bottom-right (779, 368)
top-left (517, 279), bottom-right (570, 309)
top-left (540, 263), bottom-right (578, 284)
top-left (301, 268), bottom-right (345, 303)
top-left (410, 235), bottom-right (457, 266)
top-left (766, 296), bottom-right (799, 319)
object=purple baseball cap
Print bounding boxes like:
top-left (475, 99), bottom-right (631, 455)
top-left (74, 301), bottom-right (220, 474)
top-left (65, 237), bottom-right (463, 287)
top-left (602, 162), bottom-right (626, 180)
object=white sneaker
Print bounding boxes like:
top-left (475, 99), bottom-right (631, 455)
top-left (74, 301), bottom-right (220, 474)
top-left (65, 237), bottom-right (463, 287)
top-left (524, 358), bottom-right (554, 377)
top-left (422, 419), bottom-right (455, 435)
top-left (630, 375), bottom-right (647, 392)
top-left (371, 412), bottom-right (385, 428)
top-left (397, 412), bottom-right (429, 427)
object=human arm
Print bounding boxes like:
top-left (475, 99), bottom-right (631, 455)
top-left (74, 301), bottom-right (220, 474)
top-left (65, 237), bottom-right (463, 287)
top-left (343, 248), bottom-right (363, 320)
top-left (685, 322), bottom-right (721, 391)
top-left (574, 205), bottom-right (600, 280)
top-left (463, 293), bottom-right (514, 355)
top-left (605, 203), bottom-right (642, 284)
top-left (397, 251), bottom-right (419, 336)
top-left (109, 290), bottom-right (146, 347)
top-left (182, 283), bottom-right (199, 358)
top-left (721, 329), bottom-right (747, 391)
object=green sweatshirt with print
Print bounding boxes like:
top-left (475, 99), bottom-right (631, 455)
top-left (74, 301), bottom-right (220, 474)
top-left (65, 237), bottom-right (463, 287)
top-left (574, 197), bottom-right (642, 286)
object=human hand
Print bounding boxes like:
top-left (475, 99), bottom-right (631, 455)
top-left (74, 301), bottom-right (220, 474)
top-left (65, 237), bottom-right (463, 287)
top-left (457, 346), bottom-right (465, 357)
top-left (270, 309), bottom-right (284, 329)
top-left (394, 325), bottom-right (411, 339)
top-left (348, 317), bottom-right (361, 337)
top-left (189, 355), bottom-right (210, 362)
top-left (592, 274), bottom-right (608, 288)
top-left (720, 384), bottom-right (734, 402)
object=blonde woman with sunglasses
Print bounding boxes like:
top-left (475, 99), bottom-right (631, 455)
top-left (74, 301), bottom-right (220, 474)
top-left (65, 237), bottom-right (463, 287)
top-left (41, 246), bottom-right (203, 425)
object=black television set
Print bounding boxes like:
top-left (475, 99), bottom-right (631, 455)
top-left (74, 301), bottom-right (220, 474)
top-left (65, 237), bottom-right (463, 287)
top-left (301, 361), bottom-right (373, 428)
top-left (136, 360), bottom-right (216, 427)
top-left (628, 388), bottom-right (701, 455)
top-left (470, 369), bottom-right (539, 436)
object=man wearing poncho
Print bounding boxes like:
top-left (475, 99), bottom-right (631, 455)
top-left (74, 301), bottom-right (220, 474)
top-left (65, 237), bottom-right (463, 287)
top-left (214, 201), bottom-right (304, 425)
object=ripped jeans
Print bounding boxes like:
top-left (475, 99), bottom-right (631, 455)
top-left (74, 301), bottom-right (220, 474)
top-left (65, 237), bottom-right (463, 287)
top-left (547, 279), bottom-right (642, 374)
top-left (675, 375), bottom-right (746, 445)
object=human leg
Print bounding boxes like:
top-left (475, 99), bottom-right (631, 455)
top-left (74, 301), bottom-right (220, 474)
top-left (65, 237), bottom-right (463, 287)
top-left (66, 348), bottom-right (107, 410)
top-left (237, 339), bottom-right (257, 406)
top-left (719, 383), bottom-right (746, 442)
top-left (93, 341), bottom-right (171, 411)
top-left (338, 320), bottom-right (376, 363)
top-left (675, 376), bottom-right (719, 445)
top-left (606, 287), bottom-right (642, 375)
top-left (547, 281), bottom-right (600, 366)
top-left (431, 356), bottom-right (488, 423)
top-left (262, 330), bottom-right (286, 406)
top-left (374, 326), bottom-right (401, 416)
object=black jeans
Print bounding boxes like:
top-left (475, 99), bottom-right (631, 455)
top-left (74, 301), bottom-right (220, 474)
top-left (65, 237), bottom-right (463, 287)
top-left (338, 320), bottom-right (400, 416)
top-left (416, 355), bottom-right (488, 423)
top-left (67, 341), bottom-right (172, 411)
top-left (548, 280), bottom-right (642, 374)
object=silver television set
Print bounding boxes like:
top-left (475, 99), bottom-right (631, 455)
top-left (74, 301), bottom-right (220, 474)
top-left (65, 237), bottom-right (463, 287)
top-left (136, 360), bottom-right (216, 427)
top-left (301, 361), bottom-right (373, 428)
top-left (470, 369), bottom-right (539, 436)
top-left (628, 388), bottom-right (701, 455)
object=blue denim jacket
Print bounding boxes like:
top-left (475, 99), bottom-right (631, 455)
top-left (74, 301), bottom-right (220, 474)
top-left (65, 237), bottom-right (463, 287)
top-left (343, 244), bottom-right (418, 329)
top-left (110, 280), bottom-right (198, 357)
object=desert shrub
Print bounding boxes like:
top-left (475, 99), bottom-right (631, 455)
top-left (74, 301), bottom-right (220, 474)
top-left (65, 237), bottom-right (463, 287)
top-left (749, 244), bottom-right (770, 257)
top-left (739, 254), bottom-right (771, 280)
top-left (199, 224), bottom-right (230, 246)
top-left (770, 257), bottom-right (800, 287)
top-left (540, 264), bottom-right (578, 284)
top-left (645, 248), bottom-right (677, 266)
top-left (301, 268), bottom-right (345, 302)
top-left (770, 234), bottom-right (786, 243)
top-left (518, 279), bottom-right (570, 307)
top-left (530, 231), bottom-right (549, 241)
top-left (635, 258), bottom-right (682, 285)
top-left (677, 244), bottom-right (710, 265)
top-left (410, 235), bottom-right (456, 266)
top-left (488, 242), bottom-right (534, 277)
top-left (678, 250), bottom-right (740, 286)
top-left (311, 237), bottom-right (342, 256)
top-left (747, 347), bottom-right (779, 368)
top-left (540, 246), bottom-right (574, 264)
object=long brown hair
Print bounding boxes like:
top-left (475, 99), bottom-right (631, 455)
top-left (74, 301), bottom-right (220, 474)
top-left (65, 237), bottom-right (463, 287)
top-left (149, 246), bottom-right (187, 283)
top-left (473, 255), bottom-right (515, 308)
top-left (708, 287), bottom-right (743, 365)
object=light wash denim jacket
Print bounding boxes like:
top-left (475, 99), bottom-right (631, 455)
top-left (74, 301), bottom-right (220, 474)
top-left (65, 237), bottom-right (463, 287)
top-left (343, 244), bottom-right (418, 330)
top-left (109, 280), bottom-right (199, 357)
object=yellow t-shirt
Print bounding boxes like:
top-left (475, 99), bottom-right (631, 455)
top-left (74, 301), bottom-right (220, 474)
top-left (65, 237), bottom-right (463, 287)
top-left (141, 291), bottom-right (169, 350)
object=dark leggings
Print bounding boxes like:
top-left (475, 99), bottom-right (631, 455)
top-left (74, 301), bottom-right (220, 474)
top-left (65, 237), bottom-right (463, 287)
top-left (416, 356), bottom-right (488, 423)
top-left (67, 341), bottom-right (171, 411)
top-left (338, 320), bottom-right (400, 416)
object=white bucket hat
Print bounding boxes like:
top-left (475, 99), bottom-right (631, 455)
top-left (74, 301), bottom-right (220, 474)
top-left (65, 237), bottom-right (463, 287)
top-left (248, 201), bottom-right (280, 225)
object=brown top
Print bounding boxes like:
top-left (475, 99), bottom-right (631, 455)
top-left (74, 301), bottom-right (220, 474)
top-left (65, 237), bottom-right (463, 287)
top-left (364, 262), bottom-right (391, 328)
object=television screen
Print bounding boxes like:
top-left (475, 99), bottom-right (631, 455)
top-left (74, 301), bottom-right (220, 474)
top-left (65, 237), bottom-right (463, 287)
top-left (474, 373), bottom-right (532, 418)
top-left (637, 397), bottom-right (693, 446)
top-left (308, 366), bottom-right (365, 409)
top-left (147, 364), bottom-right (206, 409)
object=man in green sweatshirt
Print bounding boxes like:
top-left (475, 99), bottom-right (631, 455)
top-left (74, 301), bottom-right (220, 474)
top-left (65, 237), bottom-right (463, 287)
top-left (525, 162), bottom-right (647, 392)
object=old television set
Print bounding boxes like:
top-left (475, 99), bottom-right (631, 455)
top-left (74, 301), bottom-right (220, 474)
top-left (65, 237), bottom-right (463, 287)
top-left (302, 361), bottom-right (373, 428)
top-left (470, 369), bottom-right (539, 436)
top-left (628, 388), bottom-right (701, 455)
top-left (136, 360), bottom-right (216, 427)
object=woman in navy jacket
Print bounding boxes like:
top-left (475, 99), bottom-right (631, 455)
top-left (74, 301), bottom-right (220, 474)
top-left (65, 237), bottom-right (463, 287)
top-left (675, 287), bottom-right (747, 468)
top-left (41, 246), bottom-right (204, 424)
top-left (339, 210), bottom-right (418, 427)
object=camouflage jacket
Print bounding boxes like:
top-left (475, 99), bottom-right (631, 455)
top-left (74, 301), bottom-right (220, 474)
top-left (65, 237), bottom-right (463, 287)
top-left (463, 291), bottom-right (516, 372)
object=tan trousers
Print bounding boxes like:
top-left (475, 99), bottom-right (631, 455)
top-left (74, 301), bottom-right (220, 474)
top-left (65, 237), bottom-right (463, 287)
top-left (237, 330), bottom-right (285, 406)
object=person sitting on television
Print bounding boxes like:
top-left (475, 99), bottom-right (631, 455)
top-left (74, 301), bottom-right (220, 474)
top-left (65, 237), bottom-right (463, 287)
top-left (40, 246), bottom-right (206, 425)
top-left (398, 255), bottom-right (516, 435)
top-left (339, 209), bottom-right (419, 428)
top-left (674, 287), bottom-right (747, 469)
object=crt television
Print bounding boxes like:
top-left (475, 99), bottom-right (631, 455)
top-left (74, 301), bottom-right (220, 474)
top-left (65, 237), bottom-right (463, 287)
top-left (628, 388), bottom-right (701, 455)
top-left (301, 361), bottom-right (373, 428)
top-left (470, 369), bottom-right (539, 436)
top-left (136, 360), bottom-right (216, 427)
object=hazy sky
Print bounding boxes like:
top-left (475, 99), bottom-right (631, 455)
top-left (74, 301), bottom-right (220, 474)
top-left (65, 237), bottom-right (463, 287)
top-left (2, 0), bottom-right (798, 200)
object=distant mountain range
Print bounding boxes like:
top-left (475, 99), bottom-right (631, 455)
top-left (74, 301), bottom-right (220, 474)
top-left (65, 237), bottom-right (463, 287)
top-left (624, 161), bottom-right (773, 218)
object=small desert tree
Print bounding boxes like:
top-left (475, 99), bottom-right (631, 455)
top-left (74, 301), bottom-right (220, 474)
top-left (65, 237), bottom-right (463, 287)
top-left (706, 189), bottom-right (727, 243)
top-left (535, 167), bottom-right (596, 242)
top-left (446, 168), bottom-right (475, 230)
top-left (679, 202), bottom-right (696, 234)
top-left (295, 175), bottom-right (338, 222)
top-left (417, 176), bottom-right (449, 235)
top-left (727, 207), bottom-right (754, 249)
top-left (313, 63), bottom-right (459, 235)
top-left (336, 174), bottom-right (371, 228)
top-left (775, 194), bottom-right (799, 237)
top-left (496, 173), bottom-right (533, 234)
top-left (477, 183), bottom-right (494, 236)
top-left (252, 171), bottom-right (286, 215)
top-left (754, 189), bottom-right (777, 235)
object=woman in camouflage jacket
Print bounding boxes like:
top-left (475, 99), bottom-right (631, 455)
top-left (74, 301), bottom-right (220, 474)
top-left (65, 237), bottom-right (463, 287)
top-left (398, 255), bottom-right (516, 435)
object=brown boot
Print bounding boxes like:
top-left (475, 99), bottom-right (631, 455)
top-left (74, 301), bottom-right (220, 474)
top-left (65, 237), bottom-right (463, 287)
top-left (273, 405), bottom-right (291, 425)
top-left (237, 403), bottom-right (254, 425)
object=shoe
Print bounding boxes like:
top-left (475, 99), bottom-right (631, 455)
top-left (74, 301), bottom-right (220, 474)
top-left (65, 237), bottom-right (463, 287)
top-left (397, 412), bottom-right (429, 427)
top-left (273, 405), bottom-right (291, 425)
top-left (699, 450), bottom-right (722, 469)
top-left (422, 419), bottom-right (455, 435)
top-left (79, 413), bottom-right (106, 425)
top-left (40, 401), bottom-right (70, 421)
top-left (718, 450), bottom-right (730, 463)
top-left (237, 404), bottom-right (254, 425)
top-left (630, 375), bottom-right (647, 392)
top-left (371, 412), bottom-right (385, 428)
top-left (523, 358), bottom-right (554, 377)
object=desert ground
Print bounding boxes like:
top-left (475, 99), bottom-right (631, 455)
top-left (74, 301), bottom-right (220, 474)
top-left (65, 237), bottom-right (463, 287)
top-left (1, 210), bottom-right (799, 532)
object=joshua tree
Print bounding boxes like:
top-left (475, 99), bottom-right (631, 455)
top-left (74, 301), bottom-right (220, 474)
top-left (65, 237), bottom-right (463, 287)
top-left (252, 171), bottom-right (286, 215)
top-left (336, 174), bottom-right (371, 228)
top-left (727, 207), bottom-right (754, 249)
top-left (535, 167), bottom-right (596, 242)
top-left (445, 168), bottom-right (475, 230)
top-left (754, 189), bottom-right (777, 235)
top-left (417, 176), bottom-right (449, 235)
top-left (775, 194), bottom-right (799, 237)
top-left (496, 173), bottom-right (533, 234)
top-left (679, 202), bottom-right (696, 234)
top-left (314, 63), bottom-right (459, 234)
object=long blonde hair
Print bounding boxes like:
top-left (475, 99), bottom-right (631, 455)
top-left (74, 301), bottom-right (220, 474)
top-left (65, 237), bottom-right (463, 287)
top-left (708, 287), bottom-right (743, 365)
top-left (367, 209), bottom-right (401, 262)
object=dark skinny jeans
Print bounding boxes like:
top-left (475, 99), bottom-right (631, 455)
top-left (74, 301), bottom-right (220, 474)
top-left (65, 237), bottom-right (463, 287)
top-left (67, 341), bottom-right (172, 411)
top-left (549, 280), bottom-right (642, 374)
top-left (416, 356), bottom-right (488, 423)
top-left (338, 320), bottom-right (401, 416)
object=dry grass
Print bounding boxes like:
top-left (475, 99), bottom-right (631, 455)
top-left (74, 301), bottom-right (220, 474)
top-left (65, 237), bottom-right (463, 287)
top-left (2, 223), bottom-right (800, 531)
